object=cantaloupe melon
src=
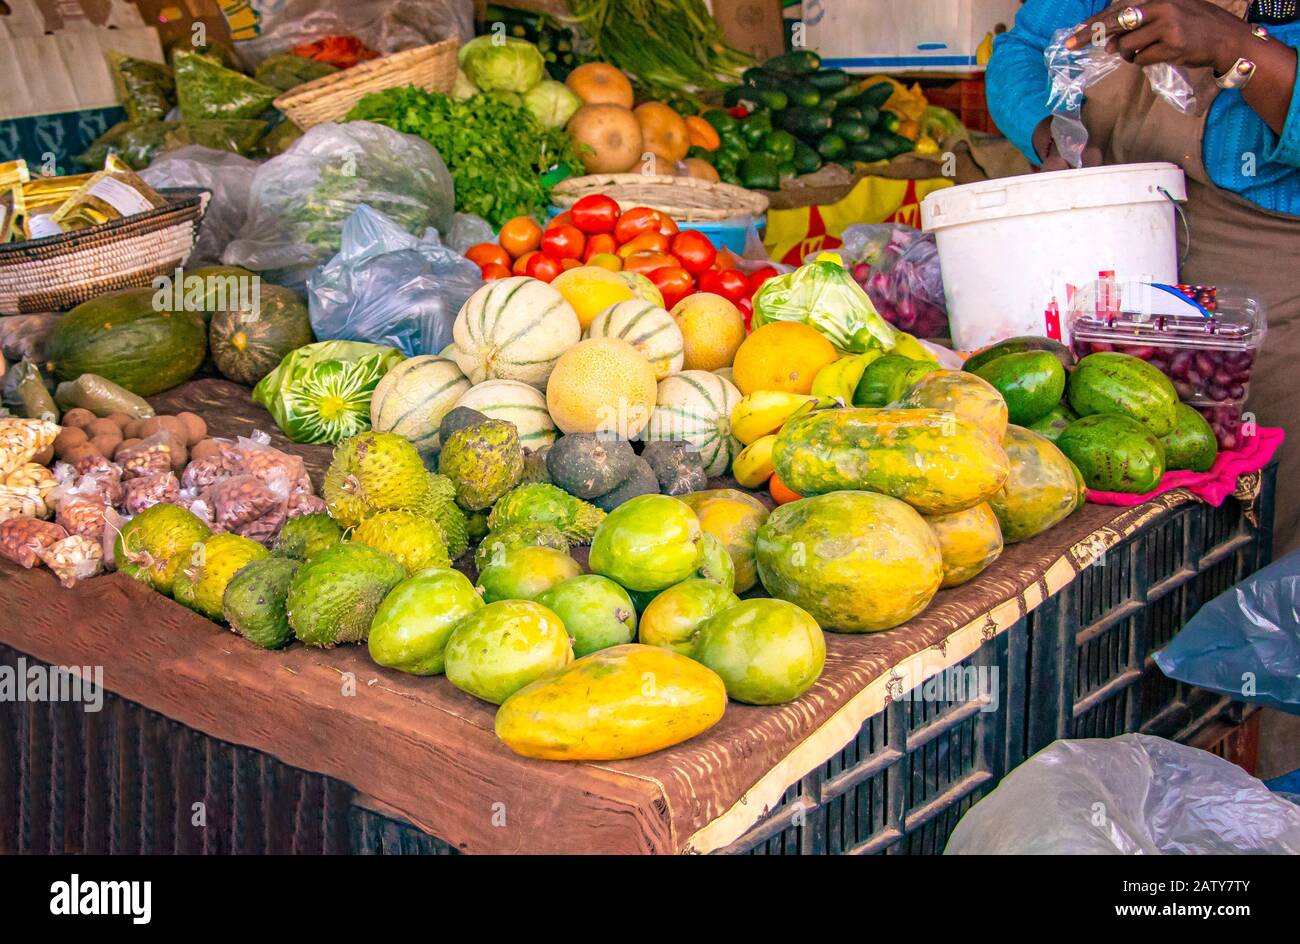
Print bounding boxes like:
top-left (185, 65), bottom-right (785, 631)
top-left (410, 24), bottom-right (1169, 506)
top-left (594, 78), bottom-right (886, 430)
top-left (370, 356), bottom-right (471, 457)
top-left (452, 276), bottom-right (581, 390)
top-left (566, 104), bottom-right (643, 174)
top-left (454, 379), bottom-right (557, 449)
top-left (671, 293), bottom-right (746, 372)
top-left (586, 300), bottom-right (684, 381)
top-left (546, 337), bottom-right (657, 439)
top-left (643, 370), bottom-right (742, 477)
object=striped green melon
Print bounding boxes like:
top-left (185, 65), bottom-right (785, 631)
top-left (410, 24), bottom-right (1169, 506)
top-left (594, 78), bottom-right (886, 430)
top-left (452, 276), bottom-right (581, 390)
top-left (370, 356), bottom-right (471, 456)
top-left (586, 300), bottom-right (684, 381)
top-left (454, 379), bottom-right (557, 449)
top-left (644, 370), bottom-right (742, 477)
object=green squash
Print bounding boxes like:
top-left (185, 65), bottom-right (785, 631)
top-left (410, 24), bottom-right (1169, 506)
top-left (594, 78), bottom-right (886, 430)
top-left (209, 284), bottom-right (315, 385)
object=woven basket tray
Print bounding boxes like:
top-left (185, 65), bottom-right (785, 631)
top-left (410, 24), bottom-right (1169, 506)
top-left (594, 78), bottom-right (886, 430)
top-left (550, 174), bottom-right (770, 222)
top-left (274, 39), bottom-right (459, 130)
top-left (0, 188), bottom-right (209, 314)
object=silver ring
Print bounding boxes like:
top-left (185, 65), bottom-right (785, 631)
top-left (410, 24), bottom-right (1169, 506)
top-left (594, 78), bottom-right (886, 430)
top-left (1117, 6), bottom-right (1145, 31)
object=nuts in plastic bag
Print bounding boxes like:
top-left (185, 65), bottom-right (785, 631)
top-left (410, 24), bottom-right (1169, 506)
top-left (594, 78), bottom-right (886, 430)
top-left (286, 492), bottom-right (327, 518)
top-left (0, 484), bottom-right (47, 523)
top-left (181, 454), bottom-right (229, 491)
top-left (56, 494), bottom-right (110, 541)
top-left (207, 472), bottom-right (286, 532)
top-left (5, 462), bottom-right (57, 500)
top-left (0, 418), bottom-right (59, 479)
top-left (39, 535), bottom-right (105, 588)
top-left (116, 432), bottom-right (180, 480)
top-left (219, 431), bottom-right (312, 495)
top-left (122, 471), bottom-right (182, 515)
top-left (0, 518), bottom-right (69, 568)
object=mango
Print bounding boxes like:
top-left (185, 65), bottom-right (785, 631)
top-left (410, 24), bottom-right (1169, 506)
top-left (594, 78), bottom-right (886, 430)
top-left (694, 599), bottom-right (826, 705)
top-left (536, 574), bottom-right (637, 657)
top-left (638, 579), bottom-right (740, 656)
top-left (368, 568), bottom-right (484, 675)
top-left (588, 494), bottom-right (703, 592)
top-left (444, 600), bottom-right (573, 704)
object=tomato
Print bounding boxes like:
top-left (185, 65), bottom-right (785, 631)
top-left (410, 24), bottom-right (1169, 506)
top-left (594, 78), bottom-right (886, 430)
top-left (769, 472), bottom-right (802, 505)
top-left (480, 262), bottom-right (512, 281)
top-left (540, 223), bottom-right (586, 261)
top-left (616, 231), bottom-right (670, 259)
top-left (551, 210), bottom-right (573, 228)
top-left (648, 266), bottom-right (696, 309)
top-left (622, 251), bottom-right (679, 274)
top-left (669, 230), bottom-right (717, 275)
top-left (737, 296), bottom-right (754, 329)
top-left (525, 252), bottom-right (562, 282)
top-left (698, 268), bottom-right (751, 305)
top-left (586, 252), bottom-right (622, 272)
top-left (747, 265), bottom-right (780, 295)
top-left (582, 233), bottom-right (618, 262)
top-left (569, 194), bottom-right (620, 235)
top-left (656, 214), bottom-right (679, 237)
top-left (466, 242), bottom-right (512, 270)
top-left (560, 257), bottom-right (582, 270)
top-left (498, 216), bottom-right (543, 259)
top-left (512, 250), bottom-right (538, 275)
top-left (613, 207), bottom-right (663, 245)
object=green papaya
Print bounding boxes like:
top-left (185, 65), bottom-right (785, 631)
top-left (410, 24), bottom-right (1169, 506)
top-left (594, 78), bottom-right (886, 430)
top-left (1067, 352), bottom-right (1179, 436)
top-left (1057, 414), bottom-right (1166, 493)
top-left (476, 546), bottom-right (582, 603)
top-left (972, 351), bottom-right (1067, 426)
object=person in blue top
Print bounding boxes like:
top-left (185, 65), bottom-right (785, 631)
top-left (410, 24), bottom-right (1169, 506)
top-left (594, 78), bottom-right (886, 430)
top-left (987, 0), bottom-right (1300, 554)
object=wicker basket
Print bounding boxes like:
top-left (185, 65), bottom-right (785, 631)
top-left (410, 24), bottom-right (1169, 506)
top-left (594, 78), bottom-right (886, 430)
top-left (0, 188), bottom-right (209, 314)
top-left (274, 39), bottom-right (460, 130)
top-left (550, 174), bottom-right (770, 222)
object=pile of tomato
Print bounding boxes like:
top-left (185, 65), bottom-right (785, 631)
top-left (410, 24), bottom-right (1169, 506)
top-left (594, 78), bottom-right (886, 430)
top-left (464, 193), bottom-right (778, 317)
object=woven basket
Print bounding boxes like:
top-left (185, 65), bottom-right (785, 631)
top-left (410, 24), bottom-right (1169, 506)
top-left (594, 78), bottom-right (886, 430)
top-left (0, 188), bottom-right (209, 314)
top-left (274, 39), bottom-right (460, 130)
top-left (550, 174), bottom-right (770, 222)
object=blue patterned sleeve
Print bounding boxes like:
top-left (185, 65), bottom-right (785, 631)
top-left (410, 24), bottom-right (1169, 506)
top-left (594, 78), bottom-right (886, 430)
top-left (1264, 59), bottom-right (1300, 167)
top-left (986, 0), bottom-right (1104, 164)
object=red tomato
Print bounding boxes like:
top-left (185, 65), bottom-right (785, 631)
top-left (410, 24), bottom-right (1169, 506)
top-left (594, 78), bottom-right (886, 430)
top-left (498, 217), bottom-right (542, 259)
top-left (648, 266), bottom-right (696, 309)
top-left (525, 252), bottom-right (562, 282)
top-left (616, 231), bottom-right (670, 259)
top-left (512, 250), bottom-right (538, 275)
top-left (560, 257), bottom-right (582, 270)
top-left (570, 194), bottom-right (621, 235)
top-left (466, 242), bottom-right (512, 270)
top-left (540, 224), bottom-right (586, 261)
top-left (613, 207), bottom-right (663, 245)
top-left (551, 210), bottom-right (573, 228)
top-left (582, 233), bottom-right (618, 262)
top-left (480, 262), bottom-right (512, 281)
top-left (669, 230), bottom-right (717, 275)
top-left (748, 265), bottom-right (780, 295)
top-left (699, 268), bottom-right (751, 305)
top-left (656, 214), bottom-right (679, 237)
top-left (737, 296), bottom-right (754, 329)
top-left (622, 251), bottom-right (679, 274)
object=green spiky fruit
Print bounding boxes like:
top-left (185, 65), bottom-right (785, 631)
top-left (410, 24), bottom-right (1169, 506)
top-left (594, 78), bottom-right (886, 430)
top-left (412, 473), bottom-right (470, 558)
top-left (465, 510), bottom-right (490, 545)
top-left (351, 510), bottom-right (451, 574)
top-left (474, 522), bottom-right (570, 573)
top-left (324, 431), bottom-right (430, 527)
top-left (115, 503), bottom-right (212, 595)
top-left (437, 419), bottom-right (524, 511)
top-left (520, 447), bottom-right (552, 485)
top-left (487, 482), bottom-right (606, 544)
top-left (173, 533), bottom-right (271, 620)
top-left (286, 543), bottom-right (406, 647)
top-left (273, 513), bottom-right (343, 560)
top-left (222, 557), bottom-right (301, 649)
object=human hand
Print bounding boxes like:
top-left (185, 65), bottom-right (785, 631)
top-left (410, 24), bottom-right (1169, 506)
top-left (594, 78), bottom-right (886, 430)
top-left (1031, 116), bottom-right (1103, 172)
top-left (1065, 0), bottom-right (1253, 72)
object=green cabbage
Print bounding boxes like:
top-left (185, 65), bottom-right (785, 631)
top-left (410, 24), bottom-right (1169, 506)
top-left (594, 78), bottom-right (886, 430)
top-left (523, 80), bottom-right (582, 130)
top-left (252, 340), bottom-right (404, 444)
top-left (452, 68), bottom-right (480, 101)
top-left (458, 36), bottom-right (545, 93)
top-left (752, 259), bottom-right (898, 353)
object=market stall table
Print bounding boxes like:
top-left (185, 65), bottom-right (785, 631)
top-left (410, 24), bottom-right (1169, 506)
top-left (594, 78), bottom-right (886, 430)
top-left (0, 380), bottom-right (1274, 854)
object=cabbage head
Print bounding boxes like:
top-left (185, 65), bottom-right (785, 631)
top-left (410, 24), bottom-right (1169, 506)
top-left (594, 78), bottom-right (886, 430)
top-left (459, 36), bottom-right (545, 93)
top-left (523, 80), bottom-right (582, 129)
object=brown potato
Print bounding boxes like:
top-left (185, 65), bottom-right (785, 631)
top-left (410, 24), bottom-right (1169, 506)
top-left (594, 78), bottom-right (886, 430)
top-left (155, 415), bottom-right (187, 440)
top-left (106, 412), bottom-right (134, 432)
top-left (32, 444), bottom-right (54, 466)
top-left (61, 408), bottom-right (96, 429)
top-left (64, 443), bottom-right (99, 465)
top-left (176, 412), bottom-right (207, 446)
top-left (137, 416), bottom-right (166, 439)
top-left (89, 434), bottom-right (121, 456)
top-left (53, 427), bottom-right (88, 458)
top-left (113, 438), bottom-right (142, 460)
top-left (85, 418), bottom-right (122, 440)
top-left (123, 418), bottom-right (143, 439)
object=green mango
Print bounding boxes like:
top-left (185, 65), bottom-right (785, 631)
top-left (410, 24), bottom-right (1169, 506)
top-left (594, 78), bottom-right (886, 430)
top-left (444, 600), bottom-right (573, 704)
top-left (972, 351), bottom-right (1067, 426)
top-left (588, 494), bottom-right (704, 593)
top-left (638, 579), bottom-right (740, 656)
top-left (536, 574), bottom-right (637, 657)
top-left (694, 599), bottom-right (826, 705)
top-left (476, 545), bottom-right (582, 603)
top-left (853, 355), bottom-right (940, 407)
top-left (368, 568), bottom-right (484, 675)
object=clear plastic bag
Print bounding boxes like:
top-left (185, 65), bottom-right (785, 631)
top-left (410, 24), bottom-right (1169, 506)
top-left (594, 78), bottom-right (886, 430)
top-left (307, 205), bottom-right (483, 356)
top-left (141, 146), bottom-right (257, 267)
top-left (823, 224), bottom-right (949, 339)
top-left (108, 52), bottom-right (175, 123)
top-left (173, 51), bottom-right (279, 121)
top-left (39, 534), bottom-right (104, 588)
top-left (122, 472), bottom-right (182, 515)
top-left (945, 734), bottom-right (1300, 854)
top-left (222, 121), bottom-right (456, 289)
top-left (751, 257), bottom-right (897, 353)
top-left (217, 430), bottom-right (313, 496)
top-left (0, 518), bottom-right (68, 569)
top-left (1154, 551), bottom-right (1300, 715)
top-left (1046, 27), bottom-right (1198, 168)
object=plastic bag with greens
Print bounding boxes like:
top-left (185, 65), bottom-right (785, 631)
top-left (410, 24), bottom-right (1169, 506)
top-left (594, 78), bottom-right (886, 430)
top-left (223, 121), bottom-right (455, 289)
top-left (108, 52), bottom-right (175, 122)
top-left (174, 50), bottom-right (279, 120)
top-left (78, 119), bottom-right (267, 169)
top-left (459, 35), bottom-right (545, 93)
top-left (752, 256), bottom-right (897, 353)
top-left (252, 54), bottom-right (338, 91)
top-left (251, 339), bottom-right (404, 444)
top-left (2, 359), bottom-right (58, 422)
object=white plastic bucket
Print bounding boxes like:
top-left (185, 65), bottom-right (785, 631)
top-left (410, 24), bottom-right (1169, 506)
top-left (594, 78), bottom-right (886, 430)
top-left (920, 162), bottom-right (1187, 351)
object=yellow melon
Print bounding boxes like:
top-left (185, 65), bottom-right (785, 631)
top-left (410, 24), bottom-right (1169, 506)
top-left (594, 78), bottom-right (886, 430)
top-left (546, 338), bottom-right (658, 439)
top-left (670, 292), bottom-right (747, 372)
top-left (552, 266), bottom-right (637, 331)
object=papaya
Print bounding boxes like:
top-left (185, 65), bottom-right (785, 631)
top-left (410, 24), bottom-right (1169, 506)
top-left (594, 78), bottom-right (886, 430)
top-left (679, 488), bottom-right (769, 592)
top-left (495, 644), bottom-right (727, 760)
top-left (853, 355), bottom-right (940, 407)
top-left (475, 545), bottom-right (582, 603)
top-left (444, 600), bottom-right (574, 704)
top-left (963, 335), bottom-right (1075, 375)
top-left (368, 568), bottom-right (484, 675)
top-left (692, 532), bottom-right (736, 590)
top-left (1057, 414), bottom-right (1166, 493)
top-left (773, 407), bottom-right (1009, 515)
top-left (638, 578), bottom-right (739, 655)
top-left (755, 490), bottom-right (943, 632)
top-left (588, 494), bottom-right (704, 593)
top-left (971, 351), bottom-right (1066, 426)
top-left (1027, 401), bottom-right (1077, 442)
top-left (988, 425), bottom-right (1082, 542)
top-left (694, 599), bottom-right (826, 705)
top-left (536, 574), bottom-right (637, 657)
top-left (1067, 352), bottom-right (1178, 436)
top-left (1161, 403), bottom-right (1218, 472)
top-left (892, 369), bottom-right (1008, 442)
top-left (924, 503), bottom-right (1003, 588)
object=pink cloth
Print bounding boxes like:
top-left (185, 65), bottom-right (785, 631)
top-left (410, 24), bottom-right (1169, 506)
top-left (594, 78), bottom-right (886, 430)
top-left (1086, 426), bottom-right (1284, 507)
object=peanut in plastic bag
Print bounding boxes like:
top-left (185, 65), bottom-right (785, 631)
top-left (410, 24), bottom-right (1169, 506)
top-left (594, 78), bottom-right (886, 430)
top-left (122, 472), bottom-right (182, 515)
top-left (217, 430), bottom-right (312, 495)
top-left (0, 418), bottom-right (59, 479)
top-left (39, 534), bottom-right (104, 588)
top-left (0, 517), bottom-right (68, 568)
top-left (206, 470), bottom-right (288, 532)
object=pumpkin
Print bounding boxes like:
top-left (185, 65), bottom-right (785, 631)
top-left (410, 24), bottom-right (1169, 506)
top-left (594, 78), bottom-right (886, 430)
top-left (206, 284), bottom-right (313, 386)
top-left (451, 276), bottom-right (581, 389)
top-left (643, 370), bottom-right (741, 477)
top-left (369, 355), bottom-right (471, 456)
top-left (454, 378), bottom-right (557, 449)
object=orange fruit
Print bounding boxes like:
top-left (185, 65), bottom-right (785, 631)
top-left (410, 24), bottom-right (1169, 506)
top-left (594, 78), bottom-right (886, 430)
top-left (670, 292), bottom-right (746, 372)
top-left (769, 472), bottom-right (802, 505)
top-left (731, 322), bottom-right (839, 395)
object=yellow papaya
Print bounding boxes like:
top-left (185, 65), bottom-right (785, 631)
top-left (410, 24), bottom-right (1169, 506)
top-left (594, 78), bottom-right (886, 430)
top-left (989, 425), bottom-right (1080, 543)
top-left (679, 488), bottom-right (770, 592)
top-left (924, 502), bottom-right (1004, 588)
top-left (892, 369), bottom-right (1009, 443)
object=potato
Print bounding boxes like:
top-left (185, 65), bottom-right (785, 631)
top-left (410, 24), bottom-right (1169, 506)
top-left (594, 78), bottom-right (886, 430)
top-left (85, 418), bottom-right (122, 440)
top-left (176, 412), bottom-right (207, 446)
top-left (156, 415), bottom-right (187, 441)
top-left (106, 412), bottom-right (135, 432)
top-left (137, 416), bottom-right (166, 439)
top-left (123, 418), bottom-right (144, 439)
top-left (64, 443), bottom-right (98, 465)
top-left (32, 444), bottom-right (54, 466)
top-left (61, 408), bottom-right (96, 429)
top-left (53, 427), bottom-right (88, 458)
top-left (89, 434), bottom-right (121, 456)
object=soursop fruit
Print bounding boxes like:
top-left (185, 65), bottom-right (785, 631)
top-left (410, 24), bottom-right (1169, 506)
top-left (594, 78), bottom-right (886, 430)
top-left (438, 419), bottom-right (524, 511)
top-left (273, 513), bottom-right (343, 560)
top-left (222, 557), bottom-right (301, 650)
top-left (474, 521), bottom-right (571, 574)
top-left (324, 431), bottom-right (429, 527)
top-left (487, 482), bottom-right (605, 544)
top-left (173, 533), bottom-right (270, 620)
top-left (520, 447), bottom-right (552, 486)
top-left (351, 510), bottom-right (451, 574)
top-left (286, 543), bottom-right (406, 647)
top-left (465, 509), bottom-right (490, 545)
top-left (411, 472), bottom-right (470, 559)
top-left (115, 503), bottom-right (212, 595)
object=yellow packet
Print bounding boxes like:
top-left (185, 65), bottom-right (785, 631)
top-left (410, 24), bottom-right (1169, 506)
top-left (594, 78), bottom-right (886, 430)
top-left (50, 162), bottom-right (165, 229)
top-left (0, 160), bottom-right (30, 244)
top-left (21, 173), bottom-right (92, 211)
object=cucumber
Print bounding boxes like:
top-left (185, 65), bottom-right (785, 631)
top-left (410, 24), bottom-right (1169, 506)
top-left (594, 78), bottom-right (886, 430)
top-left (817, 133), bottom-right (847, 160)
top-left (859, 104), bottom-right (880, 127)
top-left (848, 140), bottom-right (889, 163)
top-left (807, 69), bottom-right (852, 92)
top-left (765, 50), bottom-right (821, 75)
top-left (742, 67), bottom-right (785, 90)
top-left (874, 130), bottom-right (914, 157)
top-left (833, 105), bottom-right (862, 123)
top-left (754, 88), bottom-right (788, 111)
top-left (832, 118), bottom-right (870, 143)
top-left (792, 140), bottom-right (822, 174)
top-left (787, 81), bottom-right (821, 108)
top-left (858, 82), bottom-right (894, 110)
